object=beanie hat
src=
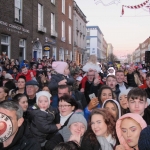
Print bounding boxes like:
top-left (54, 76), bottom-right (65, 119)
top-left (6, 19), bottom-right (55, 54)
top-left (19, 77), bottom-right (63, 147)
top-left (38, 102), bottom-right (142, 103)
top-left (118, 89), bottom-right (131, 100)
top-left (138, 125), bottom-right (150, 150)
top-left (116, 113), bottom-right (147, 150)
top-left (36, 91), bottom-right (51, 105)
top-left (52, 61), bottom-right (68, 75)
top-left (67, 113), bottom-right (87, 130)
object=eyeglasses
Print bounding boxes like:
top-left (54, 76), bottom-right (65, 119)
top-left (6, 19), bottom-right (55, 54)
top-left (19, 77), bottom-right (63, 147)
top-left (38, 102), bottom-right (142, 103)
top-left (58, 105), bottom-right (71, 108)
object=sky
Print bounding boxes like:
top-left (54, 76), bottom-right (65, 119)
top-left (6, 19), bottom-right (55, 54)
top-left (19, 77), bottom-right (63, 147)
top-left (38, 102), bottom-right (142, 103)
top-left (75, 0), bottom-right (150, 58)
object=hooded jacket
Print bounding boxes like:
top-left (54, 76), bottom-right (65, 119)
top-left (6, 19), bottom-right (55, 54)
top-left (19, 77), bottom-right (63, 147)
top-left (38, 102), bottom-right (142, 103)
top-left (116, 113), bottom-right (147, 150)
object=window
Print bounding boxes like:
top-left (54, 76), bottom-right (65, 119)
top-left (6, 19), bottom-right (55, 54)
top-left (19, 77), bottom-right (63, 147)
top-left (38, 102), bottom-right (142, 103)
top-left (1, 34), bottom-right (11, 58)
top-left (62, 21), bottom-right (65, 38)
top-left (51, 13), bottom-right (55, 33)
top-left (86, 40), bottom-right (90, 46)
top-left (62, 0), bottom-right (65, 14)
top-left (51, 0), bottom-right (55, 4)
top-left (76, 20), bottom-right (78, 29)
top-left (19, 39), bottom-right (26, 61)
top-left (69, 26), bottom-right (71, 44)
top-left (38, 3), bottom-right (43, 26)
top-left (14, 0), bottom-right (22, 23)
top-left (59, 48), bottom-right (64, 61)
top-left (69, 6), bottom-right (71, 19)
top-left (70, 51), bottom-right (72, 60)
top-left (52, 47), bottom-right (57, 60)
top-left (87, 31), bottom-right (90, 36)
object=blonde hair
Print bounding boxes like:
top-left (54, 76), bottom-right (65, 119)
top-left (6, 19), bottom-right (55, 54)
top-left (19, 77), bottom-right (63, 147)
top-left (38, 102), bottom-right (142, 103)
top-left (88, 55), bottom-right (97, 64)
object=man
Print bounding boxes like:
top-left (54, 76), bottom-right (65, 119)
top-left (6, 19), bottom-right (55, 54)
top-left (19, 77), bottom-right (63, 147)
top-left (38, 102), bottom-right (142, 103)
top-left (106, 75), bottom-right (120, 101)
top-left (115, 70), bottom-right (129, 92)
top-left (127, 87), bottom-right (150, 125)
top-left (25, 80), bottom-right (39, 109)
top-left (58, 85), bottom-right (87, 109)
top-left (145, 72), bottom-right (150, 99)
top-left (0, 101), bottom-right (41, 150)
top-left (83, 70), bottom-right (101, 104)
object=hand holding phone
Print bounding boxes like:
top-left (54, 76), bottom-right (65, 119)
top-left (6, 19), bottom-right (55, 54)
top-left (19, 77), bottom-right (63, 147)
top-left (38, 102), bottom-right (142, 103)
top-left (89, 93), bottom-right (96, 100)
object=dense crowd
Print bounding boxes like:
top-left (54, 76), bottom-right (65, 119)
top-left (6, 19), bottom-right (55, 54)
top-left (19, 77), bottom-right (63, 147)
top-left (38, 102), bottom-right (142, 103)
top-left (0, 54), bottom-right (150, 150)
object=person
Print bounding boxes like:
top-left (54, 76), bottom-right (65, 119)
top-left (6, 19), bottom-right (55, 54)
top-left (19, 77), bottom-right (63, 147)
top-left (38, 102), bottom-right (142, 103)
top-left (81, 108), bottom-right (117, 150)
top-left (115, 113), bottom-right (147, 150)
top-left (15, 75), bottom-right (26, 94)
top-left (84, 85), bottom-right (115, 120)
top-left (49, 61), bottom-right (74, 107)
top-left (145, 72), bottom-right (150, 98)
top-left (118, 89), bottom-right (130, 115)
top-left (29, 91), bottom-right (61, 147)
top-left (25, 80), bottom-right (39, 109)
top-left (106, 75), bottom-right (120, 101)
top-left (107, 67), bottom-right (116, 76)
top-left (127, 87), bottom-right (150, 125)
top-left (102, 99), bottom-right (121, 120)
top-left (115, 70), bottom-right (129, 93)
top-left (58, 94), bottom-right (78, 126)
top-left (53, 141), bottom-right (80, 150)
top-left (0, 87), bottom-right (9, 102)
top-left (45, 113), bottom-right (87, 150)
top-left (138, 125), bottom-right (150, 150)
top-left (0, 101), bottom-right (41, 150)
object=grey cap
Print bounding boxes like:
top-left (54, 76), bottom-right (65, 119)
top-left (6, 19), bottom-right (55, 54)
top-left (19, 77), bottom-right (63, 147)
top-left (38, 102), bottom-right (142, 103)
top-left (67, 113), bottom-right (87, 130)
top-left (25, 80), bottom-right (39, 87)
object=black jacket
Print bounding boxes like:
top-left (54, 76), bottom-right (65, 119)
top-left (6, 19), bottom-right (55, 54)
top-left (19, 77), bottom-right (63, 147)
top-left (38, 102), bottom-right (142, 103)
top-left (143, 105), bottom-right (150, 125)
top-left (48, 72), bottom-right (74, 95)
top-left (145, 87), bottom-right (150, 99)
top-left (0, 122), bottom-right (41, 150)
top-left (29, 106), bottom-right (60, 143)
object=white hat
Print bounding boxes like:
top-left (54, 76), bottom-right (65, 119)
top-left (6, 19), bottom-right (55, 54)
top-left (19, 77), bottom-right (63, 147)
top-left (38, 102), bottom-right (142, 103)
top-left (5, 73), bottom-right (13, 79)
top-left (76, 76), bottom-right (83, 81)
top-left (36, 91), bottom-right (51, 105)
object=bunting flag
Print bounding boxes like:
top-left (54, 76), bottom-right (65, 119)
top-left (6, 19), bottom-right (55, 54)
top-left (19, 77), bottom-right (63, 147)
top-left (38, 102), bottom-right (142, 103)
top-left (121, 0), bottom-right (149, 15)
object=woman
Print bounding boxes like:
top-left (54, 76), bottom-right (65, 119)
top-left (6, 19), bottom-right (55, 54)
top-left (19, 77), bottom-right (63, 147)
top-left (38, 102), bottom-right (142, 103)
top-left (84, 85), bottom-right (115, 120)
top-left (16, 75), bottom-right (26, 94)
top-left (58, 95), bottom-right (78, 126)
top-left (102, 99), bottom-right (121, 120)
top-left (45, 113), bottom-right (87, 150)
top-left (115, 113), bottom-right (147, 150)
top-left (81, 108), bottom-right (117, 150)
top-left (0, 87), bottom-right (9, 102)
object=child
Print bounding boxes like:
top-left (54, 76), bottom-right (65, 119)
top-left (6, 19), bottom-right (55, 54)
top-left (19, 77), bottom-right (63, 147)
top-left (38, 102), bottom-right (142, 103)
top-left (49, 61), bottom-right (74, 107)
top-left (30, 91), bottom-right (61, 147)
top-left (127, 87), bottom-right (150, 125)
top-left (80, 55), bottom-right (102, 92)
top-left (107, 67), bottom-right (115, 76)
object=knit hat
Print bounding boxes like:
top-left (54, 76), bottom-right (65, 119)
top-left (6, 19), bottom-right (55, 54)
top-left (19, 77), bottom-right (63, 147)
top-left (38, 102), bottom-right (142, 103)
top-left (138, 125), bottom-right (150, 150)
top-left (52, 61), bottom-right (68, 75)
top-left (4, 73), bottom-right (13, 79)
top-left (67, 113), bottom-right (87, 130)
top-left (118, 89), bottom-right (131, 100)
top-left (116, 113), bottom-right (147, 150)
top-left (36, 91), bottom-right (51, 105)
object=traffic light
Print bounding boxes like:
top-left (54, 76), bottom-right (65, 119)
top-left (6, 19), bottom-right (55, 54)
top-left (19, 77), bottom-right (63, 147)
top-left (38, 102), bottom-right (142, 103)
top-left (145, 51), bottom-right (150, 63)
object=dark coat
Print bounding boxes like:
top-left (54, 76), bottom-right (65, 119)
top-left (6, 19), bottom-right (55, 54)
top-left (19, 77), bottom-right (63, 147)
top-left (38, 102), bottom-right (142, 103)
top-left (143, 105), bottom-right (150, 125)
top-left (145, 87), bottom-right (150, 99)
top-left (48, 72), bottom-right (74, 95)
top-left (81, 136), bottom-right (101, 150)
top-left (0, 122), bottom-right (41, 150)
top-left (29, 106), bottom-right (60, 143)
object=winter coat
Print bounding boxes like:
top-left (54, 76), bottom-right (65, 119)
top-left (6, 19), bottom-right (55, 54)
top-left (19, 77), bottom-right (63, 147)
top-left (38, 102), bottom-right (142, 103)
top-left (143, 105), bottom-right (150, 125)
top-left (48, 72), bottom-right (74, 95)
top-left (29, 106), bottom-right (60, 143)
top-left (145, 87), bottom-right (150, 99)
top-left (0, 122), bottom-right (41, 150)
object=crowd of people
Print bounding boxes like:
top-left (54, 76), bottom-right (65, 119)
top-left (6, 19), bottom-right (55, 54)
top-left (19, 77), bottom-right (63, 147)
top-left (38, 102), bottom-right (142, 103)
top-left (0, 54), bottom-right (150, 150)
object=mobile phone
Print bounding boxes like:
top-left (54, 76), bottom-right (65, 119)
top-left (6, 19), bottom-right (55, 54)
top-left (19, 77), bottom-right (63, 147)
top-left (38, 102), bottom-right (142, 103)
top-left (89, 93), bottom-right (96, 100)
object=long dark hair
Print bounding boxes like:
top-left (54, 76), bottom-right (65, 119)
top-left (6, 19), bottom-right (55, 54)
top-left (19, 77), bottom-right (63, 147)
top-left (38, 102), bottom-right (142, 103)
top-left (84, 108), bottom-right (116, 144)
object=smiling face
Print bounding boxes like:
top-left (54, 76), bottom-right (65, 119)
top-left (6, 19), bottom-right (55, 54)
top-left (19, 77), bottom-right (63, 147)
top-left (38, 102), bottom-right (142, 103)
top-left (119, 94), bottom-right (128, 109)
top-left (69, 122), bottom-right (86, 137)
top-left (17, 78), bottom-right (25, 89)
top-left (91, 114), bottom-right (108, 137)
top-left (18, 96), bottom-right (28, 112)
top-left (116, 72), bottom-right (125, 84)
top-left (100, 89), bottom-right (113, 104)
top-left (121, 118), bottom-right (142, 149)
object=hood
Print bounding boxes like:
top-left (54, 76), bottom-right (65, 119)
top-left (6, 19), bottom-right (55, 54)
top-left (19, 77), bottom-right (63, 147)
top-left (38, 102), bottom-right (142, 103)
top-left (116, 113), bottom-right (147, 150)
top-left (102, 99), bottom-right (121, 119)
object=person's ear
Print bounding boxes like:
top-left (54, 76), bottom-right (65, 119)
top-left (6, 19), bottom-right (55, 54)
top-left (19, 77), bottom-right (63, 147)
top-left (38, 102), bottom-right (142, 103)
top-left (17, 117), bottom-right (24, 127)
top-left (145, 101), bottom-right (148, 108)
top-left (72, 106), bottom-right (75, 111)
top-left (36, 87), bottom-right (39, 92)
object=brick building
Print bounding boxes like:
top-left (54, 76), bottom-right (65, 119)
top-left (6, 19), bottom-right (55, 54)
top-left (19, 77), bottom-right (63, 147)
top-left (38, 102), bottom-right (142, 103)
top-left (0, 0), bottom-right (60, 61)
top-left (57, 0), bottom-right (73, 61)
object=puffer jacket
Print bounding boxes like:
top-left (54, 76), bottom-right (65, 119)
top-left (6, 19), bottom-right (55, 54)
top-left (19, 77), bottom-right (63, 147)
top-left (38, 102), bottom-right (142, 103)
top-left (29, 106), bottom-right (60, 143)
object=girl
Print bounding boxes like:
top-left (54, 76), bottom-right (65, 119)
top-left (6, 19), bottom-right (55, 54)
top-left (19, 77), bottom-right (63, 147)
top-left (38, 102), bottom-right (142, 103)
top-left (102, 99), bottom-right (121, 120)
top-left (81, 108), bottom-right (117, 150)
top-left (49, 61), bottom-right (74, 107)
top-left (16, 75), bottom-right (26, 94)
top-left (84, 85), bottom-right (115, 120)
top-left (116, 113), bottom-right (147, 150)
top-left (0, 87), bottom-right (9, 102)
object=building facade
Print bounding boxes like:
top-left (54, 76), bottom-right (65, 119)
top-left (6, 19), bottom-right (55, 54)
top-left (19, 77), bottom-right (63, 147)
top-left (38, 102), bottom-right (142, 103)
top-left (102, 37), bottom-right (107, 61)
top-left (73, 1), bottom-right (87, 65)
top-left (86, 26), bottom-right (103, 61)
top-left (107, 43), bottom-right (113, 62)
